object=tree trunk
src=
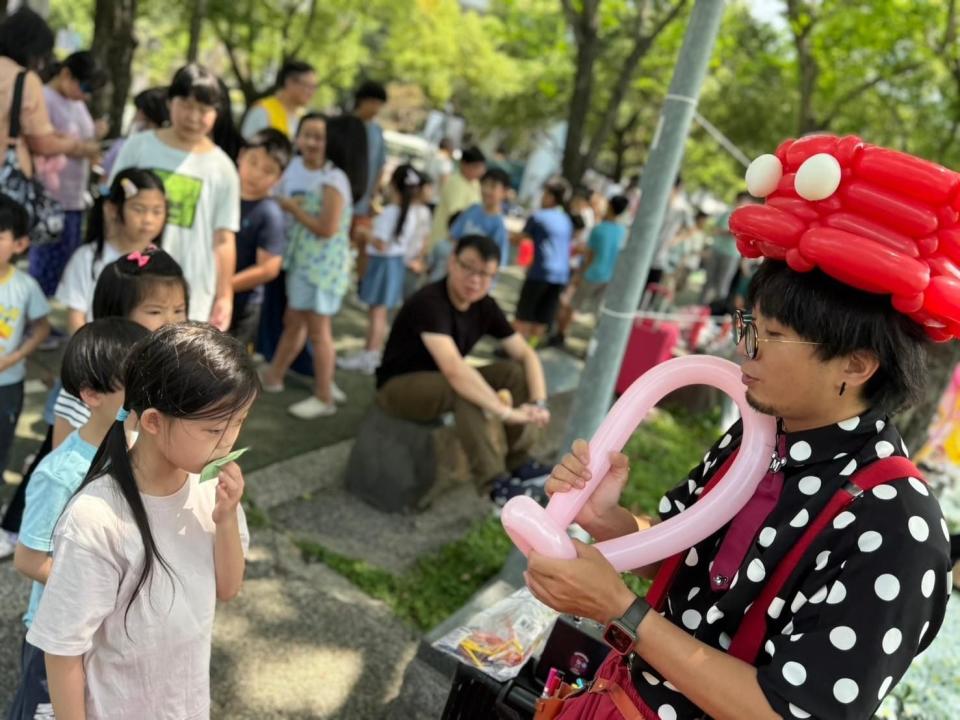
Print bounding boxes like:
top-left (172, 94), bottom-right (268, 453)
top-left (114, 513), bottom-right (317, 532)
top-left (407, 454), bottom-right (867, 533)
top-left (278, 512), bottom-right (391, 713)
top-left (561, 29), bottom-right (599, 186)
top-left (91, 0), bottom-right (138, 137)
top-left (785, 0), bottom-right (820, 135)
top-left (187, 0), bottom-right (206, 63)
top-left (898, 341), bottom-right (960, 455)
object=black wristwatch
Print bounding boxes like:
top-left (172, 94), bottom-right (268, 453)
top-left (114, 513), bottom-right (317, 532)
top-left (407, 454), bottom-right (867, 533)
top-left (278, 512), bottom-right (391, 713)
top-left (602, 596), bottom-right (651, 655)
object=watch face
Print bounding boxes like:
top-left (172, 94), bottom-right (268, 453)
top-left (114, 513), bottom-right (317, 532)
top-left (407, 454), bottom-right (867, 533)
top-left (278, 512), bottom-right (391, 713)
top-left (603, 622), bottom-right (634, 655)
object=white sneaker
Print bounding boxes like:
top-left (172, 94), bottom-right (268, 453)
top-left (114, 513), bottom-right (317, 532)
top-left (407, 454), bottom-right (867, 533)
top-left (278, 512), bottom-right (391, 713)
top-left (331, 382), bottom-right (347, 404)
top-left (288, 396), bottom-right (337, 420)
top-left (258, 369), bottom-right (284, 394)
top-left (0, 529), bottom-right (17, 561)
top-left (337, 352), bottom-right (371, 371)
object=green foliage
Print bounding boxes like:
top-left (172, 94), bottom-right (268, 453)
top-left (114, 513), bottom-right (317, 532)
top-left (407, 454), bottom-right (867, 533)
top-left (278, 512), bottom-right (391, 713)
top-left (297, 516), bottom-right (512, 631)
top-left (44, 0), bottom-right (960, 199)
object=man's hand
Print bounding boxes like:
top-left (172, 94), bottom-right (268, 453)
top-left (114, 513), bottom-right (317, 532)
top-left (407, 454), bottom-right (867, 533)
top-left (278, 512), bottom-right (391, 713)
top-left (503, 403), bottom-right (550, 428)
top-left (546, 439), bottom-right (630, 528)
top-left (526, 540), bottom-right (636, 625)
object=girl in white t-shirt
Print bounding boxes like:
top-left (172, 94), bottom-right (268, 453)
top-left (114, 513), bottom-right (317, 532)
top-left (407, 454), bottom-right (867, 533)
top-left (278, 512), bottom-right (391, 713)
top-left (56, 168), bottom-right (168, 334)
top-left (28, 323), bottom-right (256, 720)
top-left (339, 164), bottom-right (427, 375)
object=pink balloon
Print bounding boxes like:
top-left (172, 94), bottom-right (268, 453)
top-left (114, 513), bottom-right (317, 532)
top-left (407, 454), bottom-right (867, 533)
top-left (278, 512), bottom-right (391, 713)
top-left (501, 356), bottom-right (777, 573)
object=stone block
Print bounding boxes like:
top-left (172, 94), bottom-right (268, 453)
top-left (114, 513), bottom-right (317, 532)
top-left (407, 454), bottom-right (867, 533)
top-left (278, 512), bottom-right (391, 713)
top-left (344, 405), bottom-right (470, 513)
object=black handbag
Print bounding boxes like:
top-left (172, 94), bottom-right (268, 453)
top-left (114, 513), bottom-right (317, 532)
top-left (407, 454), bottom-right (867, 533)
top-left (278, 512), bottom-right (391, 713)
top-left (0, 71), bottom-right (64, 245)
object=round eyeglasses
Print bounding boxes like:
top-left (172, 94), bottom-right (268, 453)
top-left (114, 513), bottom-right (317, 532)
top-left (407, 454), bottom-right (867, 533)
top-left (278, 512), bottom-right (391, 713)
top-left (733, 310), bottom-right (821, 359)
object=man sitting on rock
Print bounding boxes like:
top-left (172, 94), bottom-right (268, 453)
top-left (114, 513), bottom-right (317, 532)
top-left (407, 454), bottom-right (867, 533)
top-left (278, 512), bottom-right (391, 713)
top-left (376, 234), bottom-right (552, 506)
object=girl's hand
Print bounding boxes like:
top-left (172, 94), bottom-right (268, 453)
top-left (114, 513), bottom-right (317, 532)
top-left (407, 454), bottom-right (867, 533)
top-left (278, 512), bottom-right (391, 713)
top-left (545, 439), bottom-right (630, 528)
top-left (372, 238), bottom-right (388, 253)
top-left (212, 462), bottom-right (244, 525)
top-left (276, 196), bottom-right (300, 213)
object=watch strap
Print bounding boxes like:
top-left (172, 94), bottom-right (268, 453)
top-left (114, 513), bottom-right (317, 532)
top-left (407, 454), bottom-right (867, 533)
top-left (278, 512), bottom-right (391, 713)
top-left (619, 596), bottom-right (651, 639)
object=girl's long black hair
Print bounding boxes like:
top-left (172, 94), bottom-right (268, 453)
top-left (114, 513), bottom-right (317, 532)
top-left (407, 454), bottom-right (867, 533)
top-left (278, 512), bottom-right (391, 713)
top-left (86, 169), bottom-right (167, 279)
top-left (80, 323), bottom-right (260, 627)
top-left (388, 163), bottom-right (422, 243)
top-left (324, 114), bottom-right (368, 202)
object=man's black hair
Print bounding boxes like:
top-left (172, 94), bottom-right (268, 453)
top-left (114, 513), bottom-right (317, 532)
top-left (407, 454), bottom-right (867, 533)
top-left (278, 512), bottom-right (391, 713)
top-left (747, 261), bottom-right (928, 413)
top-left (544, 177), bottom-right (572, 207)
top-left (244, 128), bottom-right (293, 171)
top-left (461, 146), bottom-right (486, 165)
top-left (355, 81), bottom-right (387, 103)
top-left (277, 59), bottom-right (314, 89)
top-left (61, 318), bottom-right (150, 396)
top-left (455, 234), bottom-right (501, 265)
top-left (608, 194), bottom-right (629, 216)
top-left (0, 196), bottom-right (29, 238)
top-left (482, 167), bottom-right (511, 188)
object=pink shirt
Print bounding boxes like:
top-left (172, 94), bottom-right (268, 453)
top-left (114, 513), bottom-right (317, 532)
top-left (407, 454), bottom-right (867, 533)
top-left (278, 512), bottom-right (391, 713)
top-left (41, 86), bottom-right (94, 210)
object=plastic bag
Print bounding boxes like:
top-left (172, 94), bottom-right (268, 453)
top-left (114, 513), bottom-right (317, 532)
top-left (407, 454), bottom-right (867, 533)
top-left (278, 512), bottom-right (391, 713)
top-left (433, 587), bottom-right (558, 682)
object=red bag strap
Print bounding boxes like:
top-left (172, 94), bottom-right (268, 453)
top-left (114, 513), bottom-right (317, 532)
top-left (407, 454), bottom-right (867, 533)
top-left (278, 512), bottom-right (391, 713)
top-left (728, 456), bottom-right (922, 663)
top-left (646, 448), bottom-right (740, 611)
top-left (589, 678), bottom-right (660, 720)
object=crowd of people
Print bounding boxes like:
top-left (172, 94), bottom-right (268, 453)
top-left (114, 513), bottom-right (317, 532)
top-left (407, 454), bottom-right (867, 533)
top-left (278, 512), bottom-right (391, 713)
top-left (0, 6), bottom-right (954, 720)
top-left (0, 7), bottom-right (643, 717)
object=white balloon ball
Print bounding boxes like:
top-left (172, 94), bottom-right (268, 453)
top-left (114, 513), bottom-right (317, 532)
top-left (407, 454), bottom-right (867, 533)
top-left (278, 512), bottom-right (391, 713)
top-left (745, 154), bottom-right (783, 198)
top-left (794, 153), bottom-right (842, 201)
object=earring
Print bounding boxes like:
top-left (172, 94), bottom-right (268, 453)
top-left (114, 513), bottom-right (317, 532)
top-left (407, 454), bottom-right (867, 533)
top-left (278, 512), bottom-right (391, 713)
top-left (839, 382), bottom-right (846, 397)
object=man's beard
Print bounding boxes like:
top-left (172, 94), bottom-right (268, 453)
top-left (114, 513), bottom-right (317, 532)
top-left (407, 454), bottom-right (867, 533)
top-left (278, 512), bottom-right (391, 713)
top-left (746, 389), bottom-right (779, 418)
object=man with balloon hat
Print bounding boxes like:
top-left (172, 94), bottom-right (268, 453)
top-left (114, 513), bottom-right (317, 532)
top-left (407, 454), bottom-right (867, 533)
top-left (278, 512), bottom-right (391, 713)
top-left (521, 135), bottom-right (953, 720)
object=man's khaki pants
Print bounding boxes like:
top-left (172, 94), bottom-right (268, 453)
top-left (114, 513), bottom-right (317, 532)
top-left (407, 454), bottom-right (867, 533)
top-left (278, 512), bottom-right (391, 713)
top-left (377, 361), bottom-right (537, 490)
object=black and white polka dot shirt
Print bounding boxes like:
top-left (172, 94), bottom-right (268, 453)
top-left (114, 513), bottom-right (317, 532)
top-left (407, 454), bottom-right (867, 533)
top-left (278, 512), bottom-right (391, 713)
top-left (631, 409), bottom-right (952, 720)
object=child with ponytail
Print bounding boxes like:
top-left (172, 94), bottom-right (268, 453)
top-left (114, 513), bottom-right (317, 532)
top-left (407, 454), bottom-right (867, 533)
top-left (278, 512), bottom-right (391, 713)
top-left (56, 168), bottom-right (168, 334)
top-left (338, 163), bottom-right (427, 375)
top-left (27, 322), bottom-right (258, 719)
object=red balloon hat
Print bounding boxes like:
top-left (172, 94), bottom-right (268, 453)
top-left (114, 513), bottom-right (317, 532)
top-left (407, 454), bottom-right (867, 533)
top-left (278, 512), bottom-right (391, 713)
top-left (730, 134), bottom-right (960, 341)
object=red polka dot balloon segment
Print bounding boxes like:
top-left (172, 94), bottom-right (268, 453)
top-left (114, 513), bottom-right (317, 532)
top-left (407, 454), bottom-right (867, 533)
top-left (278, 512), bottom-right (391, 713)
top-left (730, 134), bottom-right (960, 341)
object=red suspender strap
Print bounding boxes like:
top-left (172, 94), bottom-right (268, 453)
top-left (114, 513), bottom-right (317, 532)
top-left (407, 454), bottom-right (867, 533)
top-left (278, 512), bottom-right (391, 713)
top-left (645, 449), bottom-right (740, 611)
top-left (728, 456), bottom-right (923, 663)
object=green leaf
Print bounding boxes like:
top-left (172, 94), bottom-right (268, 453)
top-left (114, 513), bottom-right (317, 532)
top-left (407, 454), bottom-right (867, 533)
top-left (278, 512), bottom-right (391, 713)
top-left (199, 447), bottom-right (250, 483)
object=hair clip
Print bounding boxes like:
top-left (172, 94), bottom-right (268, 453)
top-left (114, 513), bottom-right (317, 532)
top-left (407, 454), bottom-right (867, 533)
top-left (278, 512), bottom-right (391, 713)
top-left (120, 178), bottom-right (139, 200)
top-left (116, 408), bottom-right (130, 422)
top-left (126, 251), bottom-right (150, 268)
top-left (404, 168), bottom-right (420, 187)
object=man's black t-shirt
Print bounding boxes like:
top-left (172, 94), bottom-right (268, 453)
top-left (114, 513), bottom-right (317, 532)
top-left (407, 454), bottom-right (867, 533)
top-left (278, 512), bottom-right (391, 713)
top-left (376, 280), bottom-right (515, 388)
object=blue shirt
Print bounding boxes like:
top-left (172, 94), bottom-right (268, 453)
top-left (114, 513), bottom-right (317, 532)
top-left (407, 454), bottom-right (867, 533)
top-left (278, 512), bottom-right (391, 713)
top-left (237, 198), bottom-right (287, 309)
top-left (20, 430), bottom-right (97, 628)
top-left (524, 207), bottom-right (573, 284)
top-left (0, 267), bottom-right (48, 386)
top-left (450, 203), bottom-right (509, 267)
top-left (583, 221), bottom-right (627, 284)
